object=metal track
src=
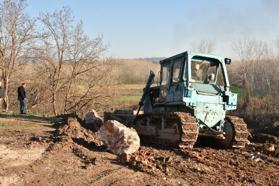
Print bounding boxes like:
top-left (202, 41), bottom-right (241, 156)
top-left (175, 112), bottom-right (199, 149)
top-left (134, 112), bottom-right (199, 149)
top-left (226, 115), bottom-right (249, 148)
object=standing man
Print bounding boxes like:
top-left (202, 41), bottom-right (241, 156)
top-left (18, 82), bottom-right (27, 114)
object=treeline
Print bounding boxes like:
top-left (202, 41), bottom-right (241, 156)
top-left (110, 59), bottom-right (160, 84)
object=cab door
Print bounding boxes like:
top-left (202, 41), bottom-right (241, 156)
top-left (168, 57), bottom-right (184, 102)
top-left (159, 63), bottom-right (170, 102)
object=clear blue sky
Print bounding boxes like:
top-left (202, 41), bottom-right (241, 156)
top-left (26, 0), bottom-right (279, 58)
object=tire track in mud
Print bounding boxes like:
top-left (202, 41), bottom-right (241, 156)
top-left (90, 167), bottom-right (123, 183)
top-left (89, 166), bottom-right (145, 185)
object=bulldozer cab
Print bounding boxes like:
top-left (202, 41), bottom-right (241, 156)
top-left (158, 51), bottom-right (230, 103)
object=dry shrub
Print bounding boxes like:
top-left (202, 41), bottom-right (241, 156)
top-left (235, 95), bottom-right (279, 129)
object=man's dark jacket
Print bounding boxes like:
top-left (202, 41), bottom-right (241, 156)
top-left (17, 86), bottom-right (26, 101)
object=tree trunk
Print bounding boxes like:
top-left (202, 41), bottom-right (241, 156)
top-left (51, 91), bottom-right (57, 115)
top-left (2, 77), bottom-right (9, 111)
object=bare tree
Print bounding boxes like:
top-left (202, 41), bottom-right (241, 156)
top-left (0, 0), bottom-right (35, 110)
top-left (232, 39), bottom-right (271, 62)
top-left (38, 7), bottom-right (107, 115)
top-left (192, 40), bottom-right (215, 53)
top-left (231, 38), bottom-right (279, 97)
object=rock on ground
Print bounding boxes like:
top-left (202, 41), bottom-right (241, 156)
top-left (84, 110), bottom-right (103, 132)
top-left (97, 120), bottom-right (140, 156)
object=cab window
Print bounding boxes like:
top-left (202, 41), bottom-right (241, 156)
top-left (172, 59), bottom-right (182, 83)
top-left (161, 65), bottom-right (169, 85)
top-left (191, 57), bottom-right (223, 84)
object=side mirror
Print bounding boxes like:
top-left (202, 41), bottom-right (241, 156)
top-left (225, 58), bottom-right (231, 64)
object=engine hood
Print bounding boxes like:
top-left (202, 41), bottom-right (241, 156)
top-left (191, 83), bottom-right (223, 95)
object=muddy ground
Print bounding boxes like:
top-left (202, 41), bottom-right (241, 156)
top-left (0, 114), bottom-right (278, 186)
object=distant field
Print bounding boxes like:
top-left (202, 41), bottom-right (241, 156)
top-left (116, 84), bottom-right (145, 90)
top-left (111, 84), bottom-right (145, 106)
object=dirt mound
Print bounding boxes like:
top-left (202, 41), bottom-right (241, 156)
top-left (127, 147), bottom-right (173, 176)
top-left (47, 117), bottom-right (102, 152)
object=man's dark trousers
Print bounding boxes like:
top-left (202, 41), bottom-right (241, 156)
top-left (19, 99), bottom-right (26, 114)
top-left (18, 85), bottom-right (26, 114)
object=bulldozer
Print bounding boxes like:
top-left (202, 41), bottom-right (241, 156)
top-left (105, 51), bottom-right (249, 149)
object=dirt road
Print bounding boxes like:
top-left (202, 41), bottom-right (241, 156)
top-left (0, 114), bottom-right (278, 185)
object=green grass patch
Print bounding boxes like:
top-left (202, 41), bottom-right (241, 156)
top-left (113, 94), bottom-right (141, 105)
top-left (116, 84), bottom-right (145, 90)
top-left (119, 94), bottom-right (141, 102)
top-left (0, 123), bottom-right (7, 127)
top-left (111, 84), bottom-right (143, 105)
top-left (0, 121), bottom-right (33, 128)
top-left (0, 110), bottom-right (55, 126)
